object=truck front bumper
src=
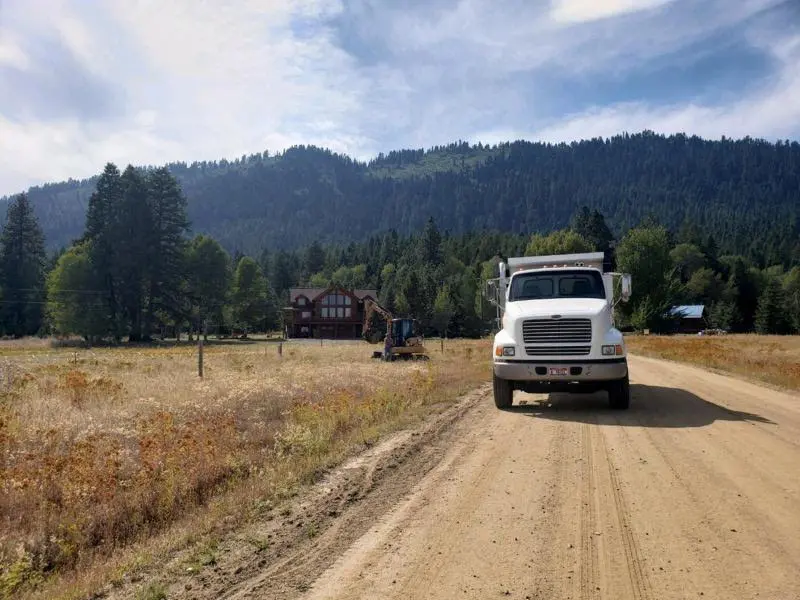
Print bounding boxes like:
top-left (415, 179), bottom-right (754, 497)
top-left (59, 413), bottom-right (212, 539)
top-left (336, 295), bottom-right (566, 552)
top-left (493, 358), bottom-right (627, 382)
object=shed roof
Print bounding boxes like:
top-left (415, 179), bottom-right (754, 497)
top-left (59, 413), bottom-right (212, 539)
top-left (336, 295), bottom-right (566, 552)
top-left (669, 305), bottom-right (706, 319)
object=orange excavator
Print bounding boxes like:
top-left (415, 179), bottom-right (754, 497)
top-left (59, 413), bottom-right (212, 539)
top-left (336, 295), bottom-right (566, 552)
top-left (362, 298), bottom-right (428, 360)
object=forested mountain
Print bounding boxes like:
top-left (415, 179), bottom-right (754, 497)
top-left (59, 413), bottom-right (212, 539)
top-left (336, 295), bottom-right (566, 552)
top-left (3, 131), bottom-right (799, 266)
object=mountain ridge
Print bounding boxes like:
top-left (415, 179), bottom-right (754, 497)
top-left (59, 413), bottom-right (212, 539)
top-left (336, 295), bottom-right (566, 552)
top-left (3, 131), bottom-right (798, 266)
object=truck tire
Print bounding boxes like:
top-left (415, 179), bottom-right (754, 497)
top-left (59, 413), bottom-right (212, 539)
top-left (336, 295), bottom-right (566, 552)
top-left (493, 373), bottom-right (513, 409)
top-left (608, 375), bottom-right (630, 410)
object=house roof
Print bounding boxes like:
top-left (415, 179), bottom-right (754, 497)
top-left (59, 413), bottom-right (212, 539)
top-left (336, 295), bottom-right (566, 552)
top-left (669, 305), bottom-right (706, 319)
top-left (290, 287), bottom-right (377, 303)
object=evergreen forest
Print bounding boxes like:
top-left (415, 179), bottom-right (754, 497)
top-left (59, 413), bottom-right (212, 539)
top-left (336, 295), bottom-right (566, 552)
top-left (4, 132), bottom-right (799, 267)
top-left (0, 132), bottom-right (798, 341)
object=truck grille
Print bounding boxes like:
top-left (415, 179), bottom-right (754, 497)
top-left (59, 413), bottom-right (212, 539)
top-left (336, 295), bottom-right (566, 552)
top-left (522, 318), bottom-right (592, 345)
top-left (525, 345), bottom-right (591, 356)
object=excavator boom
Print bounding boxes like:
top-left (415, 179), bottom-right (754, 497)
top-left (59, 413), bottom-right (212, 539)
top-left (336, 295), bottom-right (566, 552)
top-left (362, 297), bottom-right (393, 340)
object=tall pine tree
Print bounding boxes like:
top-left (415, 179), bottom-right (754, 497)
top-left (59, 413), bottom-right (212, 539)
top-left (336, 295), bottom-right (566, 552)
top-left (755, 279), bottom-right (790, 334)
top-left (85, 163), bottom-right (124, 340)
top-left (145, 167), bottom-right (190, 336)
top-left (116, 166), bottom-right (152, 341)
top-left (0, 194), bottom-right (47, 337)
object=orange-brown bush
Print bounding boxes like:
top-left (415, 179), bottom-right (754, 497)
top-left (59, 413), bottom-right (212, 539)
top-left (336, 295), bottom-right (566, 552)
top-left (0, 338), bottom-right (490, 598)
top-left (626, 334), bottom-right (800, 390)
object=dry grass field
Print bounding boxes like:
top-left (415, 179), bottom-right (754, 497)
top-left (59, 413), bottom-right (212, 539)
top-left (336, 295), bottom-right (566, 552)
top-left (625, 334), bottom-right (800, 390)
top-left (0, 338), bottom-right (491, 599)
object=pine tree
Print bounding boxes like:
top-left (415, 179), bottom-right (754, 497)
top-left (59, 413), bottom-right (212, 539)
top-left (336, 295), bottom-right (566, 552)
top-left (709, 300), bottom-right (738, 331)
top-left (270, 251), bottom-right (295, 300)
top-left (144, 167), bottom-right (190, 335)
top-left (755, 279), bottom-right (789, 334)
top-left (419, 217), bottom-right (443, 265)
top-left (304, 240), bottom-right (326, 279)
top-left (571, 207), bottom-right (613, 252)
top-left (784, 267), bottom-right (800, 333)
top-left (116, 166), bottom-right (153, 341)
top-left (727, 258), bottom-right (760, 332)
top-left (0, 194), bottom-right (47, 336)
top-left (85, 163), bottom-right (124, 339)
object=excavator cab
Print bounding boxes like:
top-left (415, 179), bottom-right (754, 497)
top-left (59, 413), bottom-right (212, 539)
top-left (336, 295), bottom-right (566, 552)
top-left (391, 318), bottom-right (421, 347)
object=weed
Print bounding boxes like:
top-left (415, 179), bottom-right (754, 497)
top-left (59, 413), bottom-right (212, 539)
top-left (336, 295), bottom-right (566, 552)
top-left (135, 582), bottom-right (167, 600)
top-left (246, 537), bottom-right (270, 552)
top-left (1, 338), bottom-right (491, 599)
top-left (60, 369), bottom-right (89, 406)
top-left (0, 552), bottom-right (40, 598)
top-left (186, 540), bottom-right (219, 572)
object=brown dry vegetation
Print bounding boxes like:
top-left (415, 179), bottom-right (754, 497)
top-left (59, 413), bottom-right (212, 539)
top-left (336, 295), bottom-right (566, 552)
top-left (0, 338), bottom-right (490, 599)
top-left (625, 334), bottom-right (800, 390)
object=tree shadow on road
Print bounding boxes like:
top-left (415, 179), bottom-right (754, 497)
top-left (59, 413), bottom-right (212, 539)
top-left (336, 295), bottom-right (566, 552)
top-left (506, 384), bottom-right (775, 428)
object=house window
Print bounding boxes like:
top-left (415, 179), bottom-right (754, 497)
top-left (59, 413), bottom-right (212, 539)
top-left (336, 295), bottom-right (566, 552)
top-left (302, 311), bottom-right (311, 319)
top-left (320, 292), bottom-right (354, 318)
top-left (297, 297), bottom-right (307, 306)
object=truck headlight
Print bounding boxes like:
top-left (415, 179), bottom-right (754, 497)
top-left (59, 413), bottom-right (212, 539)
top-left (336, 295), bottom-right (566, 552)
top-left (602, 344), bottom-right (624, 356)
top-left (495, 346), bottom-right (516, 357)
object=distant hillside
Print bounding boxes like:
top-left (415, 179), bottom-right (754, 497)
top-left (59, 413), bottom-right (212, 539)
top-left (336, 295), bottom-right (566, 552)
top-left (3, 132), bottom-right (799, 265)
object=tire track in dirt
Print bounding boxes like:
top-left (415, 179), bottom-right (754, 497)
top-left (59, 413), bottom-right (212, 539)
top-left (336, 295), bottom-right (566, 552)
top-left (527, 419), bottom-right (575, 599)
top-left (597, 423), bottom-right (652, 600)
top-left (580, 422), bottom-right (601, 600)
top-left (219, 396), bottom-right (485, 600)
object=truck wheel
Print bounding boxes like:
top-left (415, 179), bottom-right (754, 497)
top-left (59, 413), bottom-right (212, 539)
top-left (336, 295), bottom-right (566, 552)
top-left (493, 373), bottom-right (513, 410)
top-left (608, 375), bottom-right (630, 410)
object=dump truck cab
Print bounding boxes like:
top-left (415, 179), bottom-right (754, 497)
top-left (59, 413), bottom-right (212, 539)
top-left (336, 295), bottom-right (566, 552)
top-left (488, 252), bottom-right (632, 409)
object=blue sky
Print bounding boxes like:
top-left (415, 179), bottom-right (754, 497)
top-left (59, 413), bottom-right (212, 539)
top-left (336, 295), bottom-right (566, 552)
top-left (0, 0), bottom-right (798, 195)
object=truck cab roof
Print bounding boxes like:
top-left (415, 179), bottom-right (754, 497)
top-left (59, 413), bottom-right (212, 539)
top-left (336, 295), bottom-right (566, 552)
top-left (511, 265), bottom-right (600, 276)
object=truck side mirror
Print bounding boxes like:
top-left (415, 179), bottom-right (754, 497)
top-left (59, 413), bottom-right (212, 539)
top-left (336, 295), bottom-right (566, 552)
top-left (621, 274), bottom-right (632, 303)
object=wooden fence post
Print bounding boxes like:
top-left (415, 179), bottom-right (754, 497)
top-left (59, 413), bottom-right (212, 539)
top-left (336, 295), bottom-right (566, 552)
top-left (198, 321), bottom-right (206, 378)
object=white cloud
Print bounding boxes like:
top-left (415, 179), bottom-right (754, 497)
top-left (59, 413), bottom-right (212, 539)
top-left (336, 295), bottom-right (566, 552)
top-left (550, 0), bottom-right (674, 23)
top-left (0, 0), bottom-right (798, 196)
top-left (533, 30), bottom-right (800, 142)
top-left (0, 0), bottom-right (378, 193)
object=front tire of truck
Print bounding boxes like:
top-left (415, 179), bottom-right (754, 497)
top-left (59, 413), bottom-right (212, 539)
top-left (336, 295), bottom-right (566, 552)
top-left (493, 373), bottom-right (513, 410)
top-left (608, 375), bottom-right (630, 410)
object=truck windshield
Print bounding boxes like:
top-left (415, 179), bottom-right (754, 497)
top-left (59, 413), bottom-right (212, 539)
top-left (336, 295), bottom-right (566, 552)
top-left (508, 270), bottom-right (606, 301)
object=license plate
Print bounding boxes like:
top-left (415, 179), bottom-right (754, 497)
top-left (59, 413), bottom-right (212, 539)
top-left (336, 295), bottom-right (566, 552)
top-left (549, 367), bottom-right (569, 376)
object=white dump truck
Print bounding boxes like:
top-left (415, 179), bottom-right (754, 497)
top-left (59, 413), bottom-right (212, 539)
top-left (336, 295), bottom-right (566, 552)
top-left (487, 252), bottom-right (632, 410)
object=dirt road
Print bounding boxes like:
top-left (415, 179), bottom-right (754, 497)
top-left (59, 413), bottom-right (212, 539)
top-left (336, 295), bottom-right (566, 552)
top-left (153, 355), bottom-right (800, 600)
